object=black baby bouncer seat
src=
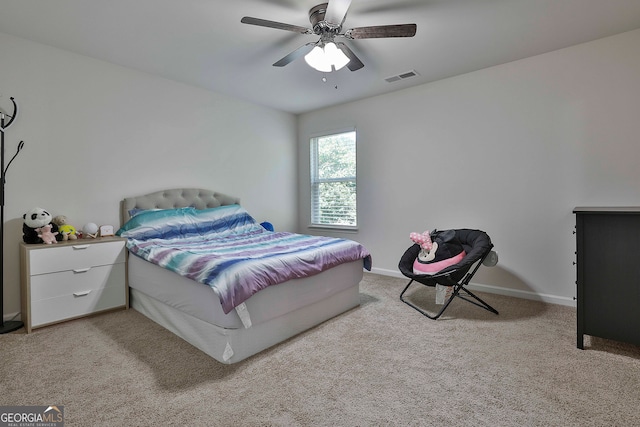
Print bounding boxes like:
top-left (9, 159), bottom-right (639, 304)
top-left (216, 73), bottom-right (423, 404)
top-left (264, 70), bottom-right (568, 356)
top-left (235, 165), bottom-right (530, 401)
top-left (398, 229), bottom-right (499, 320)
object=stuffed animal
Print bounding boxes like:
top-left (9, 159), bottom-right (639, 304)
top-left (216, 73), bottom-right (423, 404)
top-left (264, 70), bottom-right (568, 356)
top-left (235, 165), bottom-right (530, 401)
top-left (410, 231), bottom-right (433, 253)
top-left (36, 224), bottom-right (59, 244)
top-left (23, 207), bottom-right (62, 244)
top-left (410, 229), bottom-right (466, 275)
top-left (52, 215), bottom-right (78, 241)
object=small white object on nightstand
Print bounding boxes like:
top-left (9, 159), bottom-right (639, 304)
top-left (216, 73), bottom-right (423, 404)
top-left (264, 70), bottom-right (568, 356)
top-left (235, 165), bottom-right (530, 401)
top-left (99, 225), bottom-right (114, 237)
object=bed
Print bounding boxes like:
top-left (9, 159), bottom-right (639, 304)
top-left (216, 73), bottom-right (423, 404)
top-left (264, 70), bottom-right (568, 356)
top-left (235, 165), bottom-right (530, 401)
top-left (119, 188), bottom-right (371, 364)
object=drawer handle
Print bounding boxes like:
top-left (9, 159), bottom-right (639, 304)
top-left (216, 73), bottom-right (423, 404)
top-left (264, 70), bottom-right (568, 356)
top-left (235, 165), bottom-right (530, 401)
top-left (73, 268), bottom-right (91, 273)
top-left (73, 290), bottom-right (92, 297)
top-left (72, 245), bottom-right (90, 250)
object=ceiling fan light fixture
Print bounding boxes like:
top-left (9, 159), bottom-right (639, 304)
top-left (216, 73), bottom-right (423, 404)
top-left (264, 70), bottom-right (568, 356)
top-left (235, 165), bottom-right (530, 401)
top-left (325, 42), bottom-right (350, 70)
top-left (304, 45), bottom-right (332, 72)
top-left (304, 42), bottom-right (350, 72)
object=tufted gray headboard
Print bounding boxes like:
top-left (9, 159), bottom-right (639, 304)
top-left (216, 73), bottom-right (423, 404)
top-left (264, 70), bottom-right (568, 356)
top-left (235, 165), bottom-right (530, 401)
top-left (120, 188), bottom-right (241, 226)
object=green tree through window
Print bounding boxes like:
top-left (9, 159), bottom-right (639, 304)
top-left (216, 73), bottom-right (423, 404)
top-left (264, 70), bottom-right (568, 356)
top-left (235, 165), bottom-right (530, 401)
top-left (310, 130), bottom-right (357, 227)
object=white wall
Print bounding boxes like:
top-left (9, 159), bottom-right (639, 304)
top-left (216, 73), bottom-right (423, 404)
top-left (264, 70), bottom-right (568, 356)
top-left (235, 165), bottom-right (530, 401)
top-left (298, 29), bottom-right (640, 305)
top-left (1, 32), bottom-right (297, 319)
top-left (4, 27), bottom-right (640, 320)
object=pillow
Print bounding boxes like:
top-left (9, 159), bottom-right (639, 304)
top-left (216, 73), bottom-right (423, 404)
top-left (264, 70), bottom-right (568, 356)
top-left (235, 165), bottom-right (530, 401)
top-left (117, 204), bottom-right (264, 241)
top-left (117, 207), bottom-right (197, 236)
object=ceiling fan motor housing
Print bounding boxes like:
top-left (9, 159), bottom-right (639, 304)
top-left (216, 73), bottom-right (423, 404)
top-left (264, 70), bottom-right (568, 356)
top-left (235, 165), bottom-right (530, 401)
top-left (309, 3), bottom-right (341, 35)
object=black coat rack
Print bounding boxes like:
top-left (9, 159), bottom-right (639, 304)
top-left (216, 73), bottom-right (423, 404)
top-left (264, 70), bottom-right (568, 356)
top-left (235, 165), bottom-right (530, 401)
top-left (1, 96), bottom-right (25, 334)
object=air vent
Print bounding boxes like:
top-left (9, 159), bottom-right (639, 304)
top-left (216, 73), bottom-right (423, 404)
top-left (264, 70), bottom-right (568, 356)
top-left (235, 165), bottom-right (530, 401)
top-left (385, 70), bottom-right (419, 83)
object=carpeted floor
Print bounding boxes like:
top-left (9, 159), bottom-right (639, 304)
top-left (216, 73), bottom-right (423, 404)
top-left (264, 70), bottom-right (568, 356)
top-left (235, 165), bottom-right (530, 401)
top-left (2, 273), bottom-right (639, 426)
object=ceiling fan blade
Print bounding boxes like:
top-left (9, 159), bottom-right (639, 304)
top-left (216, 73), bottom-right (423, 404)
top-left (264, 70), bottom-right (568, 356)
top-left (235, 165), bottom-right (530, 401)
top-left (241, 16), bottom-right (312, 34)
top-left (324, 0), bottom-right (352, 26)
top-left (335, 42), bottom-right (364, 71)
top-left (273, 43), bottom-right (316, 67)
top-left (345, 24), bottom-right (417, 39)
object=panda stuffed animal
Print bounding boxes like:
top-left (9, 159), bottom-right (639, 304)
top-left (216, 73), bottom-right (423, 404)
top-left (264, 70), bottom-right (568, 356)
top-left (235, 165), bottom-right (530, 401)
top-left (23, 207), bottom-right (62, 244)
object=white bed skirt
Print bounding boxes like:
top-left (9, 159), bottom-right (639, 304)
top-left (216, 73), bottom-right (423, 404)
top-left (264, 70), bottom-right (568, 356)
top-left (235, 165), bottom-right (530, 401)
top-left (128, 258), bottom-right (364, 363)
top-left (131, 284), bottom-right (360, 364)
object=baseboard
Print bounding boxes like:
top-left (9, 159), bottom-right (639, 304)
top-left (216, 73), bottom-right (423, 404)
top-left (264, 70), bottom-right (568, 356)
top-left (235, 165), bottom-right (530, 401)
top-left (2, 312), bottom-right (21, 323)
top-left (369, 267), bottom-right (576, 308)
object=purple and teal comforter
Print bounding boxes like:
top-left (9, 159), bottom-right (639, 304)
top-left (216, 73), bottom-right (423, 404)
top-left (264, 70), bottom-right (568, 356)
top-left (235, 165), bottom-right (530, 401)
top-left (117, 205), bottom-right (371, 314)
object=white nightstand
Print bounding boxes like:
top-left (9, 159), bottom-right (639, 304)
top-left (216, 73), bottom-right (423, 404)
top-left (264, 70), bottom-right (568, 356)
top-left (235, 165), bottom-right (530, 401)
top-left (19, 237), bottom-right (128, 333)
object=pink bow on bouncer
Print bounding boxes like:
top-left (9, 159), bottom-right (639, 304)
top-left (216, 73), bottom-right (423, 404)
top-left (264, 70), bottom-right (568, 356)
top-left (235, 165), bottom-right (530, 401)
top-left (409, 231), bottom-right (433, 251)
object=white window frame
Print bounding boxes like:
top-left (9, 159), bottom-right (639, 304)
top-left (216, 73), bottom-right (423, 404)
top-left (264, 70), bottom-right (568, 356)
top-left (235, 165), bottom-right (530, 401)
top-left (309, 129), bottom-right (358, 231)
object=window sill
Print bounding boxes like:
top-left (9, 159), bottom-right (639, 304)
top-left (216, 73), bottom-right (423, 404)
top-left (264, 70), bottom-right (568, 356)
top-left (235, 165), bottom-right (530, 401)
top-left (308, 224), bottom-right (359, 234)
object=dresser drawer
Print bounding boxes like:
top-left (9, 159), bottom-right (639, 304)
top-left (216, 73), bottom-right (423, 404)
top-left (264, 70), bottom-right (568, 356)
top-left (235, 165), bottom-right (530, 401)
top-left (30, 263), bottom-right (125, 301)
top-left (30, 284), bottom-right (126, 328)
top-left (28, 240), bottom-right (126, 275)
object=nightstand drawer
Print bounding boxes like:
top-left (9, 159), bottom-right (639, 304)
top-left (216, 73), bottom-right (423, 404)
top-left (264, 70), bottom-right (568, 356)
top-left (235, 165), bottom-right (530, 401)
top-left (30, 284), bottom-right (126, 328)
top-left (29, 240), bottom-right (125, 275)
top-left (30, 264), bottom-right (125, 300)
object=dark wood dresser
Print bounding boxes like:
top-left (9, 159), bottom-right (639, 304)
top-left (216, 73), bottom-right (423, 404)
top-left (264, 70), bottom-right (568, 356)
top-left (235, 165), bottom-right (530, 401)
top-left (574, 207), bottom-right (640, 349)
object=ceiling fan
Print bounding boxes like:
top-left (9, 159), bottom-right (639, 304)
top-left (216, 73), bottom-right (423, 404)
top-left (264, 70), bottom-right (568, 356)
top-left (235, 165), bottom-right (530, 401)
top-left (241, 0), bottom-right (417, 72)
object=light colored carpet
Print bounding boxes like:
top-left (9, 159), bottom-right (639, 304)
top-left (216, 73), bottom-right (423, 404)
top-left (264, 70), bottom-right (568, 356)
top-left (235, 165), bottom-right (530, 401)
top-left (2, 273), bottom-right (639, 426)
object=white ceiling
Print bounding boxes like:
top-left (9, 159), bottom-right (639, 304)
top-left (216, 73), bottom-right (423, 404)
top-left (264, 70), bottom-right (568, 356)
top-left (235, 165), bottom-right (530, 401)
top-left (1, 0), bottom-right (640, 114)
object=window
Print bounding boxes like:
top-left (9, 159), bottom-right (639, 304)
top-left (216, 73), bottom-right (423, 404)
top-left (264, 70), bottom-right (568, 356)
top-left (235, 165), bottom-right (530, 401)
top-left (310, 130), bottom-right (357, 228)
